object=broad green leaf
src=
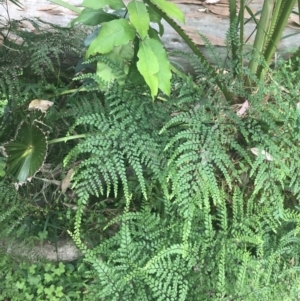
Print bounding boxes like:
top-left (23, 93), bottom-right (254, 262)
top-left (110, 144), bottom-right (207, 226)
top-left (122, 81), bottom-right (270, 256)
top-left (148, 27), bottom-right (161, 42)
top-left (5, 122), bottom-right (47, 183)
top-left (96, 43), bottom-right (134, 85)
top-left (146, 38), bottom-right (171, 95)
top-left (151, 0), bottom-right (185, 23)
top-left (82, 0), bottom-right (125, 10)
top-left (147, 6), bottom-right (164, 35)
top-left (137, 39), bottom-right (159, 98)
top-left (71, 8), bottom-right (117, 26)
top-left (96, 61), bottom-right (116, 83)
top-left (87, 19), bottom-right (136, 56)
top-left (127, 1), bottom-right (150, 39)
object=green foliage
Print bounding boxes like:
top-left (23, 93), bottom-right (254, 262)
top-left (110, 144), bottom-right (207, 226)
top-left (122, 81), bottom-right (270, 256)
top-left (0, 181), bottom-right (30, 241)
top-left (5, 121), bottom-right (48, 183)
top-left (71, 0), bottom-right (183, 98)
top-left (137, 38), bottom-right (171, 97)
top-left (63, 84), bottom-right (171, 207)
top-left (60, 0), bottom-right (299, 100)
top-left (0, 9), bottom-right (91, 262)
top-left (127, 1), bottom-right (150, 39)
top-left (87, 19), bottom-right (136, 55)
top-left (0, 256), bottom-right (93, 300)
top-left (63, 63), bottom-right (300, 299)
top-left (1, 0), bottom-right (300, 299)
top-left (0, 17), bottom-right (84, 114)
top-left (69, 202), bottom-right (300, 300)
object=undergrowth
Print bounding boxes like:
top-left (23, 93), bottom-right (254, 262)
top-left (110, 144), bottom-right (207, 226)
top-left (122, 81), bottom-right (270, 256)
top-left (0, 1), bottom-right (300, 300)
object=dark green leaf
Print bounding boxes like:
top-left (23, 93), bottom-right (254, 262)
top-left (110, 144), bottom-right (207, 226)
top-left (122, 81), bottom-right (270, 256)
top-left (5, 122), bottom-right (47, 183)
top-left (71, 8), bottom-right (118, 26)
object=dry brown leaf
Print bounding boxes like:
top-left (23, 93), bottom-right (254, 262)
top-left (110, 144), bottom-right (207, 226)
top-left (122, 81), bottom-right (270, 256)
top-left (237, 100), bottom-right (249, 116)
top-left (61, 168), bottom-right (74, 194)
top-left (250, 148), bottom-right (273, 161)
top-left (288, 14), bottom-right (300, 28)
top-left (205, 0), bottom-right (220, 3)
top-left (38, 5), bottom-right (63, 15)
top-left (62, 202), bottom-right (78, 210)
top-left (203, 3), bottom-right (230, 17)
top-left (201, 1), bottom-right (254, 19)
top-left (38, 5), bottom-right (59, 11)
top-left (181, 25), bottom-right (225, 46)
top-left (28, 99), bottom-right (54, 113)
top-left (19, 20), bottom-right (37, 31)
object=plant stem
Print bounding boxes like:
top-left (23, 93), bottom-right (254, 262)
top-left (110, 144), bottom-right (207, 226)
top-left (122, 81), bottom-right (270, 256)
top-left (48, 134), bottom-right (86, 144)
top-left (248, 0), bottom-right (275, 77)
top-left (144, 0), bottom-right (232, 102)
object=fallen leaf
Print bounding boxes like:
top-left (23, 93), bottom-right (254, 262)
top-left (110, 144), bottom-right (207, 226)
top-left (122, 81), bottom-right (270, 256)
top-left (202, 2), bottom-right (230, 17)
top-left (61, 168), bottom-right (74, 193)
top-left (181, 25), bottom-right (225, 46)
top-left (250, 148), bottom-right (273, 161)
top-left (38, 5), bottom-right (59, 11)
top-left (28, 99), bottom-right (54, 113)
top-left (288, 14), bottom-right (300, 28)
top-left (62, 202), bottom-right (78, 210)
top-left (37, 5), bottom-right (63, 15)
top-left (237, 100), bottom-right (249, 116)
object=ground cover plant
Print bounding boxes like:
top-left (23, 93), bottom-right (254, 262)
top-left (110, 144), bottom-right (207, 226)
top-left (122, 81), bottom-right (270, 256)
top-left (1, 0), bottom-right (300, 300)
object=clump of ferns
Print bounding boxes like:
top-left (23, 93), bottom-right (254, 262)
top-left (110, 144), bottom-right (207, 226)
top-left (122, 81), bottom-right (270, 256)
top-left (0, 180), bottom-right (42, 249)
top-left (160, 77), bottom-right (300, 239)
top-left (0, 18), bottom-right (85, 106)
top-left (63, 83), bottom-right (176, 219)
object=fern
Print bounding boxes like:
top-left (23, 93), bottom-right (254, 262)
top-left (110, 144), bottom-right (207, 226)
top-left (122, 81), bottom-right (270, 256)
top-left (64, 83), bottom-right (174, 206)
top-left (1, 4), bottom-right (300, 298)
top-left (0, 18), bottom-right (85, 132)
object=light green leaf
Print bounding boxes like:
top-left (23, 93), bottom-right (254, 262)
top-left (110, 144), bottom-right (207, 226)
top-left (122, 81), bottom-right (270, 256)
top-left (5, 122), bottom-right (47, 183)
top-left (71, 8), bottom-right (117, 26)
top-left (151, 0), bottom-right (185, 23)
top-left (96, 61), bottom-right (116, 84)
top-left (146, 38), bottom-right (171, 95)
top-left (87, 19), bottom-right (136, 56)
top-left (96, 44), bottom-right (134, 85)
top-left (127, 1), bottom-right (150, 39)
top-left (137, 39), bottom-right (159, 98)
top-left (82, 0), bottom-right (125, 10)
